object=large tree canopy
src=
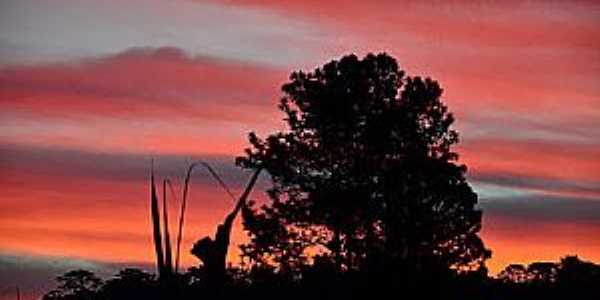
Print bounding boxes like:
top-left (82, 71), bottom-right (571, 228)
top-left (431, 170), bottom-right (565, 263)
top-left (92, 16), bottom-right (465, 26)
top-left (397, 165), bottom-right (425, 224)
top-left (237, 53), bottom-right (490, 276)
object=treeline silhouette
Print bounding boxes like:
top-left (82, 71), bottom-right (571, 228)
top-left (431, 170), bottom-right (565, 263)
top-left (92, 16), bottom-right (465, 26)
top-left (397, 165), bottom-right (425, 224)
top-left (41, 53), bottom-right (599, 299)
top-left (42, 255), bottom-right (600, 300)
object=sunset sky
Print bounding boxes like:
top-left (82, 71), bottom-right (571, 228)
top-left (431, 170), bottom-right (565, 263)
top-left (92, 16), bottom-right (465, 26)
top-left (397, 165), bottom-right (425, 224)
top-left (1, 0), bottom-right (599, 298)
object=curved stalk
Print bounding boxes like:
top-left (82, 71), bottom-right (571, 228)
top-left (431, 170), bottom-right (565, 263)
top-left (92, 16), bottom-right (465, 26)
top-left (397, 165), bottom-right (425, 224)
top-left (174, 160), bottom-right (248, 273)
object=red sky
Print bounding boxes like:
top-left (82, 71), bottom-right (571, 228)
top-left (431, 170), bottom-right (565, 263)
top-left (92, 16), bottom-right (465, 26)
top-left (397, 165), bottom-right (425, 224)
top-left (1, 0), bottom-right (599, 298)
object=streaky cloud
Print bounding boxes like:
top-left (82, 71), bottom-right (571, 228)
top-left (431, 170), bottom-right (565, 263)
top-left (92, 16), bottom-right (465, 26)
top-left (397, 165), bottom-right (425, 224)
top-left (0, 0), bottom-right (336, 66)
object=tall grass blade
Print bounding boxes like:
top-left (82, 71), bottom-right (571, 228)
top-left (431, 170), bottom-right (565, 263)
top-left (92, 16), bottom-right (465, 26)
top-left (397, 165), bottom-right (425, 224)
top-left (163, 179), bottom-right (174, 275)
top-left (175, 162), bottom-right (199, 273)
top-left (150, 160), bottom-right (166, 278)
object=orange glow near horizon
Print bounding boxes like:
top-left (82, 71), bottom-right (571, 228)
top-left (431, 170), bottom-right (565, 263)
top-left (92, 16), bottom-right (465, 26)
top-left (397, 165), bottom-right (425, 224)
top-left (1, 158), bottom-right (598, 275)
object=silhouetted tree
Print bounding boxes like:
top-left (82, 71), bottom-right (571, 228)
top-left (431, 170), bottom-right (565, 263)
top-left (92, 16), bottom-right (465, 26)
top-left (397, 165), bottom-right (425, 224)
top-left (42, 270), bottom-right (102, 300)
top-left (237, 53), bottom-right (490, 278)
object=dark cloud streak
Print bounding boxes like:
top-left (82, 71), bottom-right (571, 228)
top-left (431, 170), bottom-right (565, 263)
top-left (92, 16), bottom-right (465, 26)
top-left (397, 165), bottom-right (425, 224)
top-left (481, 194), bottom-right (600, 224)
top-left (0, 142), bottom-right (265, 190)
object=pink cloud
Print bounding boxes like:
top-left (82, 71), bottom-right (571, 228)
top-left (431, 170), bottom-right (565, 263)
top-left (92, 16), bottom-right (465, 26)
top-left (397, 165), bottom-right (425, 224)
top-left (0, 47), bottom-right (285, 122)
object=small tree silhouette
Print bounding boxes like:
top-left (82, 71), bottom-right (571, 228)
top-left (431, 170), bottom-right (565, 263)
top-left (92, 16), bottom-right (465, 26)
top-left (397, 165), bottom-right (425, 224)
top-left (42, 270), bottom-right (102, 300)
top-left (237, 53), bottom-right (490, 276)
